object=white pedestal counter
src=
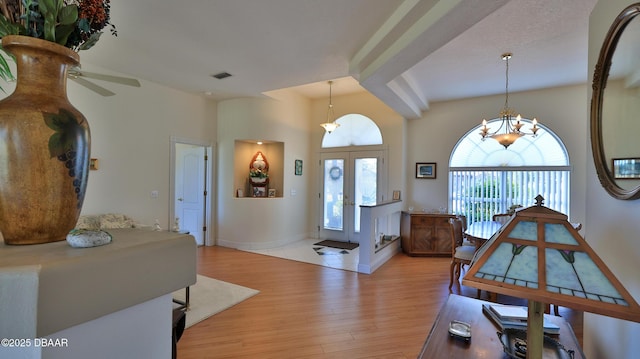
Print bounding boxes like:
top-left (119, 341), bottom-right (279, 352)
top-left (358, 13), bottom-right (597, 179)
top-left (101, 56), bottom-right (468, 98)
top-left (0, 229), bottom-right (197, 358)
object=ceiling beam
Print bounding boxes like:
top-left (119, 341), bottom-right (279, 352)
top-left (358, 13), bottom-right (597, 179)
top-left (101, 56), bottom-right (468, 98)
top-left (349, 0), bottom-right (509, 119)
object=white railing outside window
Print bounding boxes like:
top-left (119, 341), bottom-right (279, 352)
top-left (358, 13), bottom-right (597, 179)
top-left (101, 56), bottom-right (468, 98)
top-left (449, 166), bottom-right (570, 224)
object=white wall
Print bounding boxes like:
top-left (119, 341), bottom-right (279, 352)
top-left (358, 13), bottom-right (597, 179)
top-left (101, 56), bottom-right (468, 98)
top-left (216, 94), bottom-right (312, 249)
top-left (585, 2), bottom-right (640, 358)
top-left (405, 85), bottom-right (587, 224)
top-left (73, 65), bottom-right (216, 229)
top-left (70, 64), bottom-right (217, 229)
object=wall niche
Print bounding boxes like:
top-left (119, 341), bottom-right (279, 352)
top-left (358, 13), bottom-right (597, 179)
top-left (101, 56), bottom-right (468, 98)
top-left (234, 140), bottom-right (284, 198)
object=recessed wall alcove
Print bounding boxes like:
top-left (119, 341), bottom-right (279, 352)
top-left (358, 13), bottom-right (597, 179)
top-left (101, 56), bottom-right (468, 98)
top-left (234, 140), bottom-right (284, 198)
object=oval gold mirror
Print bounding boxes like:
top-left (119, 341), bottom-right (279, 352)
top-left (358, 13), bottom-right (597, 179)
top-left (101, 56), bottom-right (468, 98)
top-left (591, 4), bottom-right (640, 200)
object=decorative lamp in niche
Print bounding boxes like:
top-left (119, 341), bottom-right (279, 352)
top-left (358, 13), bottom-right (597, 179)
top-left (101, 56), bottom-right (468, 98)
top-left (249, 151), bottom-right (269, 187)
top-left (463, 195), bottom-right (640, 359)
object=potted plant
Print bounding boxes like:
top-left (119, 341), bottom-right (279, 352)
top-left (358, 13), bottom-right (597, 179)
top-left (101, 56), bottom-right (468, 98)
top-left (0, 0), bottom-right (116, 90)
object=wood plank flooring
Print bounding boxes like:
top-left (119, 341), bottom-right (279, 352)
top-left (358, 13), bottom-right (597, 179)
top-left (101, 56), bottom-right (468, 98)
top-left (177, 246), bottom-right (582, 358)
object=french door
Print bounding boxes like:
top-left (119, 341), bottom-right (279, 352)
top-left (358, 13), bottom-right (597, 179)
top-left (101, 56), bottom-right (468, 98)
top-left (319, 150), bottom-right (384, 243)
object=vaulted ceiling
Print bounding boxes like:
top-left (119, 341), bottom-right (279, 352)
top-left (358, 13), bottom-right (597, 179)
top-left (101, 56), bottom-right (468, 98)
top-left (81, 0), bottom-right (598, 119)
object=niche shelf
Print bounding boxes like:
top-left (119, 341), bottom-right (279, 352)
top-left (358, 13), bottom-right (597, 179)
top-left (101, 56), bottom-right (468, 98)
top-left (234, 140), bottom-right (284, 198)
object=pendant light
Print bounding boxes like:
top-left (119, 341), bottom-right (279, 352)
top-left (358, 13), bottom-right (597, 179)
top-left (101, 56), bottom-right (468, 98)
top-left (320, 80), bottom-right (340, 133)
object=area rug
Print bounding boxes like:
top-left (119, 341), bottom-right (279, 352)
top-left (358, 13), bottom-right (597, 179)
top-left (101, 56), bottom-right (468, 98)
top-left (314, 239), bottom-right (359, 250)
top-left (173, 274), bottom-right (259, 328)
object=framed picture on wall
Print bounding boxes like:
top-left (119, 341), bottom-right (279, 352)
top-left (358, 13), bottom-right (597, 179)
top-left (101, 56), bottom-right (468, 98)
top-left (416, 162), bottom-right (436, 179)
top-left (612, 158), bottom-right (640, 179)
top-left (295, 159), bottom-right (303, 176)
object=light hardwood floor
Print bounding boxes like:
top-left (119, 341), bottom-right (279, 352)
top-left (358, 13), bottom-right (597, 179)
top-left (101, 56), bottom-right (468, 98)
top-left (177, 246), bottom-right (583, 358)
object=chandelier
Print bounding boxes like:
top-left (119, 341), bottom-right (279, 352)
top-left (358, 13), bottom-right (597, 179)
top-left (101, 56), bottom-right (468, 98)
top-left (320, 80), bottom-right (340, 133)
top-left (479, 53), bottom-right (539, 148)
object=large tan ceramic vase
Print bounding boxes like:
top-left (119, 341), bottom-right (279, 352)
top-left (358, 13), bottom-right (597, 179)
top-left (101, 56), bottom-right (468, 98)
top-left (0, 35), bottom-right (90, 245)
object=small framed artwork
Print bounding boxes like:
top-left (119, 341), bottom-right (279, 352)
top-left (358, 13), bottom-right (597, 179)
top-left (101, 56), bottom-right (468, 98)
top-left (90, 158), bottom-right (99, 170)
top-left (295, 159), bottom-right (303, 176)
top-left (612, 158), bottom-right (640, 179)
top-left (392, 190), bottom-right (401, 200)
top-left (416, 162), bottom-right (436, 179)
top-left (268, 188), bottom-right (276, 197)
top-left (252, 186), bottom-right (266, 197)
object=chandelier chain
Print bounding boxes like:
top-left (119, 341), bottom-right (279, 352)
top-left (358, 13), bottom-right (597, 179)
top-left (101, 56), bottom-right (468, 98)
top-left (320, 80), bottom-right (339, 133)
top-left (327, 80), bottom-right (334, 122)
top-left (479, 52), bottom-right (539, 148)
top-left (504, 55), bottom-right (509, 110)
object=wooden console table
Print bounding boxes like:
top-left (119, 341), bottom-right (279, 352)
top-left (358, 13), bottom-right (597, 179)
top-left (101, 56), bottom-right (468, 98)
top-left (400, 212), bottom-right (455, 256)
top-left (418, 294), bottom-right (585, 358)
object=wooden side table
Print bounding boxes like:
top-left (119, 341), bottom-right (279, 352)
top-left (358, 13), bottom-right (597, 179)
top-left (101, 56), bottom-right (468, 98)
top-left (418, 294), bottom-right (585, 358)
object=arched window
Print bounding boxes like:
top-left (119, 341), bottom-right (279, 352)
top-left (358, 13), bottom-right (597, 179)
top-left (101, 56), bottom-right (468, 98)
top-left (449, 118), bottom-right (570, 223)
top-left (321, 114), bottom-right (383, 148)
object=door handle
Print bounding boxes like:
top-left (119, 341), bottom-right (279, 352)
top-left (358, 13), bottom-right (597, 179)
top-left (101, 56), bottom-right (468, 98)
top-left (177, 198), bottom-right (183, 201)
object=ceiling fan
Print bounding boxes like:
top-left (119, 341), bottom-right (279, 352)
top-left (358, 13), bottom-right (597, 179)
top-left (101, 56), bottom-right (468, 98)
top-left (68, 66), bottom-right (141, 96)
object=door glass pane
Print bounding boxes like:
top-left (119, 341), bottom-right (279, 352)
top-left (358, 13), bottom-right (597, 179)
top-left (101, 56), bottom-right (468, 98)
top-left (353, 158), bottom-right (377, 232)
top-left (324, 159), bottom-right (344, 230)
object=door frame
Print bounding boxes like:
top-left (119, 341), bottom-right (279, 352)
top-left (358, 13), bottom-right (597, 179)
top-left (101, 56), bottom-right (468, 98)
top-left (317, 145), bottom-right (388, 242)
top-left (169, 136), bottom-right (214, 246)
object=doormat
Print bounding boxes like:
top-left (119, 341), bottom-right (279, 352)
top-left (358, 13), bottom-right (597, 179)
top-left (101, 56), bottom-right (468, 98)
top-left (314, 240), bottom-right (359, 250)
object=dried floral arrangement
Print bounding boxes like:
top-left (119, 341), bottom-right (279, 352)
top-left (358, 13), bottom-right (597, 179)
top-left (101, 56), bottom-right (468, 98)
top-left (0, 0), bottom-right (116, 85)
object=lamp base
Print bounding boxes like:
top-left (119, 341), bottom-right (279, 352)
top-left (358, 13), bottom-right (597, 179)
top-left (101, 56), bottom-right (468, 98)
top-left (527, 300), bottom-right (545, 359)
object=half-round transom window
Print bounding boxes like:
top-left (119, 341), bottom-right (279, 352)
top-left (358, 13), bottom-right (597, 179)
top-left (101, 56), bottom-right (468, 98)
top-left (450, 118), bottom-right (569, 167)
top-left (321, 114), bottom-right (383, 148)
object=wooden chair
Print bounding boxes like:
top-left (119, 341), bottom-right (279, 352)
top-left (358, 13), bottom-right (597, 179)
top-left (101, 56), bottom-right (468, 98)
top-left (449, 218), bottom-right (476, 290)
top-left (457, 214), bottom-right (468, 232)
top-left (456, 214), bottom-right (475, 247)
top-left (492, 213), bottom-right (512, 225)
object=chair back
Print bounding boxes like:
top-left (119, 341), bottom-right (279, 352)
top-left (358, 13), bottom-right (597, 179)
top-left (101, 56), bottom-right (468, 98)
top-left (449, 218), bottom-right (464, 255)
top-left (456, 214), bottom-right (467, 231)
top-left (492, 213), bottom-right (511, 225)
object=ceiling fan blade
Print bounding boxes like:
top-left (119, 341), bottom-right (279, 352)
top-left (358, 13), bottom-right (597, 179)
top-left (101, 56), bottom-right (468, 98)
top-left (70, 77), bottom-right (116, 96)
top-left (77, 71), bottom-right (141, 87)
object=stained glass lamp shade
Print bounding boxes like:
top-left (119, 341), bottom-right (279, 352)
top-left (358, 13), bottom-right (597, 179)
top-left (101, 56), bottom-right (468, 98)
top-left (462, 195), bottom-right (640, 358)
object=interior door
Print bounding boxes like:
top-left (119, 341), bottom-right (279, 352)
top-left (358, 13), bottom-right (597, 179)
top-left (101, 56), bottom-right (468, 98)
top-left (175, 144), bottom-right (206, 245)
top-left (319, 150), bottom-right (382, 243)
